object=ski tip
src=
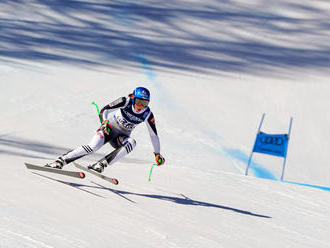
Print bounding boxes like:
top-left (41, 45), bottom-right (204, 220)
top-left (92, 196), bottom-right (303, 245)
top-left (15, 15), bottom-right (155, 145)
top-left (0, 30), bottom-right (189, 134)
top-left (112, 178), bottom-right (119, 185)
top-left (79, 172), bottom-right (86, 179)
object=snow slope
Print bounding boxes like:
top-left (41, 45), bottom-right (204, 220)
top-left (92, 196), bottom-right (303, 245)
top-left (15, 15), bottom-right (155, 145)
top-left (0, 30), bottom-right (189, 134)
top-left (1, 0), bottom-right (330, 247)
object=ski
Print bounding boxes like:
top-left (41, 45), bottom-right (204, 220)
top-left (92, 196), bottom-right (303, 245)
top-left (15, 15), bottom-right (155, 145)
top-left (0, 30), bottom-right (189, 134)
top-left (73, 162), bottom-right (119, 185)
top-left (25, 163), bottom-right (85, 179)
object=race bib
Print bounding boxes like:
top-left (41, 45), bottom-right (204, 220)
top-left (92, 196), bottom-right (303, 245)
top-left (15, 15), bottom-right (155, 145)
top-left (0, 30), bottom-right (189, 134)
top-left (116, 114), bottom-right (135, 131)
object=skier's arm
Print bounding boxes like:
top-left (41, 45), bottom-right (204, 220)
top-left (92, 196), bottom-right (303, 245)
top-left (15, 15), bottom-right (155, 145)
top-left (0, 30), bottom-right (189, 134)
top-left (99, 97), bottom-right (128, 122)
top-left (145, 112), bottom-right (160, 154)
top-left (145, 112), bottom-right (165, 166)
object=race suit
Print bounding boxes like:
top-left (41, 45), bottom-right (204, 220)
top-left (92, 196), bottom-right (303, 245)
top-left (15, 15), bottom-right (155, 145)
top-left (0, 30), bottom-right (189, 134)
top-left (61, 95), bottom-right (160, 165)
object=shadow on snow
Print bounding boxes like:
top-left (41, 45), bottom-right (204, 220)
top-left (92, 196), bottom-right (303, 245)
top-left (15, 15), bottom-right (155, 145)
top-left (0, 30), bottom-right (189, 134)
top-left (30, 172), bottom-right (271, 219)
top-left (0, 135), bottom-right (149, 164)
top-left (1, 1), bottom-right (330, 76)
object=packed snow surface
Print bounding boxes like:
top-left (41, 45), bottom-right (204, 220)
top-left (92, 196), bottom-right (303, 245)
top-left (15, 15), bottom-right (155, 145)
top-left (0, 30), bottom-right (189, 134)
top-left (1, 0), bottom-right (330, 247)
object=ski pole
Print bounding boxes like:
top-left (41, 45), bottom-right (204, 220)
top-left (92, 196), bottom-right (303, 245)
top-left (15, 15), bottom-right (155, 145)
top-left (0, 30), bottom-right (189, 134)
top-left (91, 101), bottom-right (102, 123)
top-left (148, 163), bottom-right (157, 182)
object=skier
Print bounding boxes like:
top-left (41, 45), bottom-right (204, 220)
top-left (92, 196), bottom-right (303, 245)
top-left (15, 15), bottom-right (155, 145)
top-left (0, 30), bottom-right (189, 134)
top-left (46, 87), bottom-right (165, 173)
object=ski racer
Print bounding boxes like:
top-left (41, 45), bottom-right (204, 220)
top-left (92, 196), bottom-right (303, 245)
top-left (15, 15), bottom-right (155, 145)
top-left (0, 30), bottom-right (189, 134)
top-left (46, 87), bottom-right (165, 173)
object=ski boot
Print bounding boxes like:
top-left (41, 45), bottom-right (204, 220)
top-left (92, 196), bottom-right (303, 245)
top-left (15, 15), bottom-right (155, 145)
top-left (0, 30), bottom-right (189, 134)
top-left (45, 157), bottom-right (66, 169)
top-left (88, 158), bottom-right (108, 173)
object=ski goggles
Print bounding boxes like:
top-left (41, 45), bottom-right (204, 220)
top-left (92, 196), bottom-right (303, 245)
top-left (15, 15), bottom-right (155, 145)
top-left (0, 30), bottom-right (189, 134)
top-left (135, 98), bottom-right (149, 107)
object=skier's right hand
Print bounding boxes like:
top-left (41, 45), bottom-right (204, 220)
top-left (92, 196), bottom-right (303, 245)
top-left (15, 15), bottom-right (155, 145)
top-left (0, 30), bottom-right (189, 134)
top-left (99, 120), bottom-right (112, 135)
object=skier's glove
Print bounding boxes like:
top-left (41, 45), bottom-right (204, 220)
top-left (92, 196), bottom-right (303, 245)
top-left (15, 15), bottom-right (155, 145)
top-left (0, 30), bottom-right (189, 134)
top-left (154, 153), bottom-right (165, 166)
top-left (98, 120), bottom-right (112, 135)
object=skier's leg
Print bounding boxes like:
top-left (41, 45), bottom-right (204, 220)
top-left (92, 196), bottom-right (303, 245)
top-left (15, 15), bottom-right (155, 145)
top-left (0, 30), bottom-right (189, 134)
top-left (62, 132), bottom-right (105, 163)
top-left (47, 132), bottom-right (105, 168)
top-left (107, 136), bottom-right (136, 166)
top-left (89, 136), bottom-right (136, 173)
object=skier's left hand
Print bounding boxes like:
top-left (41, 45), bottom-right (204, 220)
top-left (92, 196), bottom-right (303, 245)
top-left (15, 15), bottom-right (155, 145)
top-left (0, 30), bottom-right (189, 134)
top-left (154, 153), bottom-right (165, 166)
